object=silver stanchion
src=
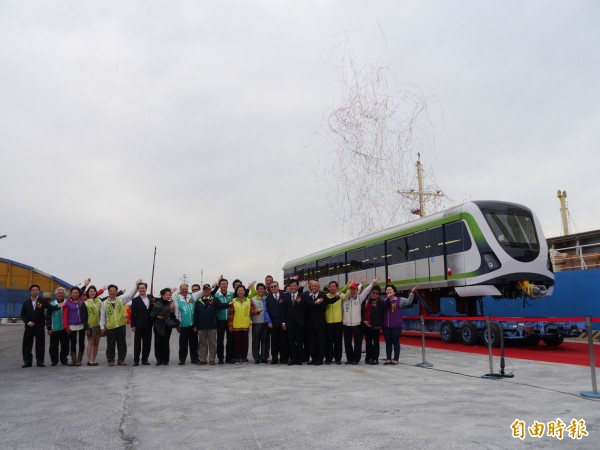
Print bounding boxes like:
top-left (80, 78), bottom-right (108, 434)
top-left (580, 316), bottom-right (600, 399)
top-left (415, 314), bottom-right (432, 368)
top-left (482, 316), bottom-right (499, 379)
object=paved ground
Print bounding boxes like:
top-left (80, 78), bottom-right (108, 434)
top-left (0, 324), bottom-right (598, 449)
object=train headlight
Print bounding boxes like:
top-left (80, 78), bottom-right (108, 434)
top-left (483, 253), bottom-right (501, 270)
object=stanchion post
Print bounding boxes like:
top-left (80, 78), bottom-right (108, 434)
top-left (415, 314), bottom-right (432, 368)
top-left (498, 321), bottom-right (514, 378)
top-left (580, 316), bottom-right (600, 399)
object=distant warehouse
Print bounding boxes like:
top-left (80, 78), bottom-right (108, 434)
top-left (0, 258), bottom-right (74, 317)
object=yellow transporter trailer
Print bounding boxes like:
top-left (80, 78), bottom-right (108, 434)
top-left (0, 258), bottom-right (74, 318)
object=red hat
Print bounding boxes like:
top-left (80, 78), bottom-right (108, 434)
top-left (350, 283), bottom-right (359, 289)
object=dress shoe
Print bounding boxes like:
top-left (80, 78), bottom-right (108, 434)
top-left (209, 361), bottom-right (216, 365)
top-left (324, 360), bottom-right (332, 365)
top-left (314, 362), bottom-right (323, 366)
top-left (254, 360), bottom-right (260, 364)
top-left (218, 360), bottom-right (224, 365)
top-left (344, 361), bottom-right (353, 365)
top-left (335, 361), bottom-right (342, 365)
top-left (37, 363), bottom-right (45, 367)
top-left (133, 362), bottom-right (139, 367)
top-left (51, 362), bottom-right (58, 367)
top-left (108, 361), bottom-right (115, 367)
top-left (178, 362), bottom-right (185, 365)
top-left (155, 361), bottom-right (163, 366)
top-left (287, 361), bottom-right (295, 366)
top-left (307, 361), bottom-right (314, 365)
top-left (261, 359), bottom-right (269, 364)
top-left (296, 362), bottom-right (302, 366)
top-left (197, 361), bottom-right (207, 365)
top-left (117, 361), bottom-right (127, 366)
top-left (271, 360), bottom-right (279, 365)
top-left (22, 364), bottom-right (32, 368)
top-left (141, 361), bottom-right (150, 366)
top-left (351, 361), bottom-right (358, 365)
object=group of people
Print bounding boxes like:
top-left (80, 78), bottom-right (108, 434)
top-left (20, 274), bottom-right (416, 368)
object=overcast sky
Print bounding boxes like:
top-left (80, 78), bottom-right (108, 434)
top-left (1, 0), bottom-right (599, 292)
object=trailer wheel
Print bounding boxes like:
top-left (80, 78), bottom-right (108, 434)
top-left (542, 335), bottom-right (564, 347)
top-left (483, 322), bottom-right (502, 347)
top-left (440, 321), bottom-right (456, 343)
top-left (460, 322), bottom-right (479, 345)
top-left (524, 334), bottom-right (540, 346)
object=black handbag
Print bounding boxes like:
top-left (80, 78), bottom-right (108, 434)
top-left (165, 316), bottom-right (180, 329)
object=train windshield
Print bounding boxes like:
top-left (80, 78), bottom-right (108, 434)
top-left (480, 205), bottom-right (540, 262)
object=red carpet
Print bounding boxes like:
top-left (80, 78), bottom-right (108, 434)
top-left (393, 332), bottom-right (600, 367)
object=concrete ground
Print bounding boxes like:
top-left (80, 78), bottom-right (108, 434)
top-left (0, 323), bottom-right (598, 450)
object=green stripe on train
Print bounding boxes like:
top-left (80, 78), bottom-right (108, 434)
top-left (283, 212), bottom-right (486, 269)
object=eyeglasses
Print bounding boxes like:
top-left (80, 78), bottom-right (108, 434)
top-left (270, 285), bottom-right (278, 288)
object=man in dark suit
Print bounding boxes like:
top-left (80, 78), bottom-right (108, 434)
top-left (20, 284), bottom-right (63, 368)
top-left (305, 281), bottom-right (336, 365)
top-left (282, 279), bottom-right (306, 365)
top-left (265, 281), bottom-right (288, 364)
top-left (130, 282), bottom-right (154, 366)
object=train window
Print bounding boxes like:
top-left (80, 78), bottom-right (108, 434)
top-left (388, 236), bottom-right (413, 264)
top-left (306, 261), bottom-right (317, 280)
top-left (295, 265), bottom-right (305, 280)
top-left (414, 231), bottom-right (428, 260)
top-left (372, 242), bottom-right (385, 268)
top-left (365, 245), bottom-right (374, 269)
top-left (284, 268), bottom-right (293, 285)
top-left (427, 226), bottom-right (444, 257)
top-left (331, 253), bottom-right (345, 275)
top-left (347, 248), bottom-right (365, 271)
top-left (318, 257), bottom-right (329, 277)
top-left (444, 221), bottom-right (472, 255)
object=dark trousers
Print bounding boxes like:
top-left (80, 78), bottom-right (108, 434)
top-left (106, 325), bottom-right (127, 362)
top-left (383, 327), bottom-right (402, 360)
top-left (325, 322), bottom-right (343, 362)
top-left (22, 326), bottom-right (45, 365)
top-left (233, 330), bottom-right (249, 360)
top-left (303, 326), bottom-right (310, 361)
top-left (287, 322), bottom-right (304, 363)
top-left (68, 329), bottom-right (86, 354)
top-left (134, 326), bottom-right (152, 363)
top-left (217, 320), bottom-right (234, 362)
top-left (364, 327), bottom-right (381, 361)
top-left (251, 323), bottom-right (269, 362)
top-left (49, 329), bottom-right (69, 364)
top-left (154, 327), bottom-right (173, 363)
top-left (343, 325), bottom-right (363, 363)
top-left (179, 326), bottom-right (198, 363)
top-left (269, 326), bottom-right (288, 363)
top-left (308, 325), bottom-right (326, 363)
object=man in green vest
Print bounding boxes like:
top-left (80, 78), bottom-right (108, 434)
top-left (173, 283), bottom-right (203, 365)
top-left (100, 280), bottom-right (139, 366)
top-left (45, 287), bottom-right (69, 366)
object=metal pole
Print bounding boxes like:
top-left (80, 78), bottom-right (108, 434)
top-left (580, 316), bottom-right (600, 398)
top-left (486, 316), bottom-right (494, 374)
top-left (481, 316), bottom-right (501, 379)
top-left (150, 246), bottom-right (157, 297)
top-left (415, 314), bottom-right (432, 368)
top-left (499, 321), bottom-right (505, 376)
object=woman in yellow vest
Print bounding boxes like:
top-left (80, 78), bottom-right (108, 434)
top-left (84, 285), bottom-right (103, 366)
top-left (227, 285), bottom-right (259, 364)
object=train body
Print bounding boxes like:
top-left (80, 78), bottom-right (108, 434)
top-left (283, 200), bottom-right (575, 346)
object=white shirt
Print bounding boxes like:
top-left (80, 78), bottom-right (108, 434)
top-left (140, 295), bottom-right (150, 309)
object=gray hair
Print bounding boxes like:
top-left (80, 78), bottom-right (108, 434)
top-left (55, 287), bottom-right (66, 294)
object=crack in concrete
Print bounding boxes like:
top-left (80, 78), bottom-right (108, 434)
top-left (118, 365), bottom-right (136, 449)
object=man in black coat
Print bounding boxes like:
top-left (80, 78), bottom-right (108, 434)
top-left (282, 279), bottom-right (306, 365)
top-left (130, 282), bottom-right (154, 366)
top-left (20, 284), bottom-right (62, 367)
top-left (265, 281), bottom-right (288, 364)
top-left (305, 281), bottom-right (336, 365)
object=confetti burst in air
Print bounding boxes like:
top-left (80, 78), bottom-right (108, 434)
top-left (326, 39), bottom-right (453, 239)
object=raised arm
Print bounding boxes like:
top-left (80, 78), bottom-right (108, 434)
top-left (359, 276), bottom-right (380, 303)
top-left (398, 288), bottom-right (417, 307)
top-left (121, 279), bottom-right (141, 305)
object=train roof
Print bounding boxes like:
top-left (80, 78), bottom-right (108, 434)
top-left (282, 200), bottom-right (535, 269)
